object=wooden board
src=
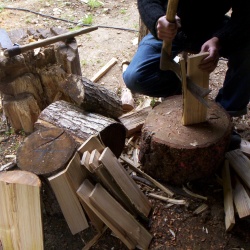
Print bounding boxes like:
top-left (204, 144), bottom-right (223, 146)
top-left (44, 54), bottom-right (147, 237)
top-left (233, 176), bottom-right (250, 219)
top-left (99, 147), bottom-right (152, 218)
top-left (0, 170), bottom-right (43, 250)
top-left (183, 53), bottom-right (209, 125)
top-left (77, 135), bottom-right (105, 156)
top-left (89, 183), bottom-right (153, 250)
top-left (77, 180), bottom-right (136, 249)
top-left (17, 127), bottom-right (76, 177)
top-left (48, 153), bottom-right (89, 235)
top-left (226, 149), bottom-right (250, 190)
top-left (222, 160), bottom-right (235, 232)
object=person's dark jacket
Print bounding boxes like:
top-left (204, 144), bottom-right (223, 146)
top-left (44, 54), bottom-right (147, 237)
top-left (138, 0), bottom-right (250, 53)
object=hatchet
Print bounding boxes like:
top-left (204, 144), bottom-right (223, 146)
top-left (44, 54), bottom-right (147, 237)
top-left (159, 0), bottom-right (211, 107)
top-left (1, 26), bottom-right (98, 58)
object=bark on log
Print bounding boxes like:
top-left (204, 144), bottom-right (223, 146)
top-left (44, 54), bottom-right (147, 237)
top-left (138, 18), bottom-right (149, 44)
top-left (17, 127), bottom-right (76, 177)
top-left (34, 100), bottom-right (126, 158)
top-left (139, 95), bottom-right (232, 185)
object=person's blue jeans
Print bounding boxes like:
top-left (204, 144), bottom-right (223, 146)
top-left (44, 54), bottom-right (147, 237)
top-left (123, 33), bottom-right (250, 117)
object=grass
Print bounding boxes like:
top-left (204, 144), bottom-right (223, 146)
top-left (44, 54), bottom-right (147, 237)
top-left (87, 0), bottom-right (103, 9)
top-left (80, 14), bottom-right (94, 25)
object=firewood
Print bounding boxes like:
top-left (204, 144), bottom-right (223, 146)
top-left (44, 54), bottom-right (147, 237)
top-left (89, 183), bottom-right (153, 250)
top-left (232, 175), bottom-right (250, 219)
top-left (0, 170), bottom-right (43, 249)
top-left (99, 147), bottom-right (152, 218)
top-left (17, 127), bottom-right (76, 177)
top-left (182, 186), bottom-right (207, 200)
top-left (118, 106), bottom-right (152, 137)
top-left (3, 93), bottom-right (41, 133)
top-left (88, 149), bottom-right (138, 216)
top-left (182, 53), bottom-right (210, 125)
top-left (91, 57), bottom-right (118, 83)
top-left (48, 153), bottom-right (89, 235)
top-left (77, 179), bottom-right (137, 249)
top-left (222, 160), bottom-right (235, 232)
top-left (35, 100), bottom-right (126, 158)
top-left (226, 149), bottom-right (250, 190)
top-left (89, 149), bottom-right (101, 172)
top-left (120, 155), bottom-right (174, 197)
top-left (81, 151), bottom-right (93, 173)
top-left (121, 60), bottom-right (135, 112)
top-left (78, 135), bottom-right (105, 156)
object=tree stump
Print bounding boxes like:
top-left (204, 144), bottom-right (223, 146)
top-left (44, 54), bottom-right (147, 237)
top-left (139, 95), bottom-right (232, 185)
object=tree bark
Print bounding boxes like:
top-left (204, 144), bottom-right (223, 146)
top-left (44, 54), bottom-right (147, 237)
top-left (35, 100), bottom-right (126, 158)
top-left (139, 95), bottom-right (232, 185)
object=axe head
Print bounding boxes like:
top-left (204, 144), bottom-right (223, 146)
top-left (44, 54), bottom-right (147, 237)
top-left (0, 29), bottom-right (13, 50)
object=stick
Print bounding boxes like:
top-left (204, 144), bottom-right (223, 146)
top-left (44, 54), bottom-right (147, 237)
top-left (148, 193), bottom-right (186, 205)
top-left (91, 57), bottom-right (118, 82)
top-left (120, 155), bottom-right (174, 197)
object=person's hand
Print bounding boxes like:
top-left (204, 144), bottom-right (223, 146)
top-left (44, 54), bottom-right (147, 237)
top-left (199, 37), bottom-right (220, 73)
top-left (156, 16), bottom-right (179, 42)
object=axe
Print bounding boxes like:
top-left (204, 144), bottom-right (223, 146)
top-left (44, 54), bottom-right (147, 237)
top-left (159, 0), bottom-right (211, 107)
top-left (0, 26), bottom-right (98, 58)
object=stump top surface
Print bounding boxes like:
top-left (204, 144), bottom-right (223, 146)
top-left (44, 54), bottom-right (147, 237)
top-left (144, 95), bottom-right (232, 148)
top-left (17, 128), bottom-right (76, 177)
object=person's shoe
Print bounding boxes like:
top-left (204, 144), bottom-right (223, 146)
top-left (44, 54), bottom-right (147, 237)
top-left (228, 130), bottom-right (241, 151)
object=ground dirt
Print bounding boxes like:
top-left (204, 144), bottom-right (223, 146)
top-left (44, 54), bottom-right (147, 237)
top-left (0, 1), bottom-right (250, 249)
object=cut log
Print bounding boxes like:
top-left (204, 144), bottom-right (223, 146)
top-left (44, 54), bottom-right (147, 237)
top-left (139, 95), bottom-right (232, 185)
top-left (118, 106), bottom-right (152, 137)
top-left (48, 153), bottom-right (89, 235)
top-left (16, 127), bottom-right (76, 177)
top-left (99, 147), bottom-right (152, 218)
top-left (222, 160), bottom-right (235, 232)
top-left (0, 170), bottom-right (43, 250)
top-left (35, 100), bottom-right (126, 158)
top-left (3, 93), bottom-right (41, 133)
top-left (226, 149), bottom-right (250, 190)
top-left (138, 18), bottom-right (149, 44)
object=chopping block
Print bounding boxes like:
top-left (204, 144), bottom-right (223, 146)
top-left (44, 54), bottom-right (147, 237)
top-left (139, 95), bottom-right (232, 185)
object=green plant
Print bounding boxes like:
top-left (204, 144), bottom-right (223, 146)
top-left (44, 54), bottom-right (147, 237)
top-left (80, 14), bottom-right (93, 25)
top-left (120, 9), bottom-right (126, 14)
top-left (87, 0), bottom-right (103, 9)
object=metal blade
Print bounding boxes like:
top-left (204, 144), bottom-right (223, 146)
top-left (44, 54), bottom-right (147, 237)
top-left (0, 29), bottom-right (13, 49)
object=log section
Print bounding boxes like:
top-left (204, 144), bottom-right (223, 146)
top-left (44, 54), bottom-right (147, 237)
top-left (139, 95), bottom-right (232, 185)
top-left (35, 100), bottom-right (126, 158)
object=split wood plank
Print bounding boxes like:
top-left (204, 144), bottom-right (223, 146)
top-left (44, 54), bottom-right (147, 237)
top-left (120, 155), bottom-right (174, 197)
top-left (99, 147), bottom-right (152, 218)
top-left (89, 150), bottom-right (138, 216)
top-left (48, 153), bottom-right (89, 235)
top-left (80, 151), bottom-right (92, 173)
top-left (91, 57), bottom-right (118, 83)
top-left (0, 170), bottom-right (43, 250)
top-left (232, 175), bottom-right (250, 219)
top-left (77, 135), bottom-right (105, 156)
top-left (77, 179), bottom-right (137, 249)
top-left (118, 106), bottom-right (152, 137)
top-left (183, 52), bottom-right (209, 125)
top-left (89, 149), bottom-right (101, 172)
top-left (66, 152), bottom-right (104, 232)
top-left (89, 183), bottom-right (153, 250)
top-left (222, 160), bottom-right (235, 232)
top-left (226, 149), bottom-right (250, 190)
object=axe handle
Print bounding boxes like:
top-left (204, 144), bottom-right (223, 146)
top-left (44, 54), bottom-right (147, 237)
top-left (160, 0), bottom-right (179, 70)
top-left (4, 26), bottom-right (98, 58)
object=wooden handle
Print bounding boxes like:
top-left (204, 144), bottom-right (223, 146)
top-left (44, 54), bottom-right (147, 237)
top-left (5, 26), bottom-right (98, 57)
top-left (160, 0), bottom-right (179, 70)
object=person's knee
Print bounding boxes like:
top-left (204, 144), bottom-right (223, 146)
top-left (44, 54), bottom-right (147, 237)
top-left (123, 68), bottom-right (140, 92)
